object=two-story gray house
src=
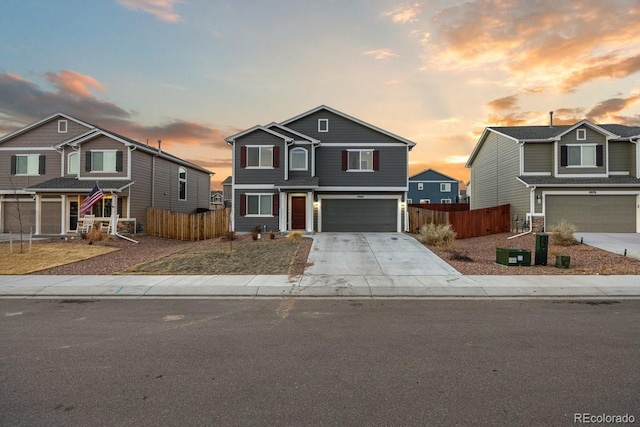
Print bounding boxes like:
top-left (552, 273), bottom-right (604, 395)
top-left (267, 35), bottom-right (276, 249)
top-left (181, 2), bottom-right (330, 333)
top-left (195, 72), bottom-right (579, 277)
top-left (466, 119), bottom-right (640, 233)
top-left (225, 105), bottom-right (416, 233)
top-left (0, 113), bottom-right (212, 236)
top-left (407, 168), bottom-right (461, 204)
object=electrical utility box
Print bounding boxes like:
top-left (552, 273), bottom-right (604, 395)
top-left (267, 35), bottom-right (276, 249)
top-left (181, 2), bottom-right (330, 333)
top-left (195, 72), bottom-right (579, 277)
top-left (535, 233), bottom-right (549, 265)
top-left (496, 248), bottom-right (531, 266)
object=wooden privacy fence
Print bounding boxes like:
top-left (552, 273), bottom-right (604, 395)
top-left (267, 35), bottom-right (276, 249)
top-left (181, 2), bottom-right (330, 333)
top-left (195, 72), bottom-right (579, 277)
top-left (409, 204), bottom-right (510, 239)
top-left (146, 207), bottom-right (230, 241)
top-left (409, 203), bottom-right (470, 212)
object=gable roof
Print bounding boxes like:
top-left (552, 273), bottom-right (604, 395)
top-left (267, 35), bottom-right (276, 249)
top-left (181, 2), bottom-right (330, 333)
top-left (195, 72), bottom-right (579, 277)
top-left (409, 168), bottom-right (459, 182)
top-left (280, 105), bottom-right (416, 149)
top-left (466, 120), bottom-right (640, 167)
top-left (265, 122), bottom-right (320, 144)
top-left (0, 112), bottom-right (94, 144)
top-left (4, 113), bottom-right (213, 175)
top-left (225, 125), bottom-right (294, 145)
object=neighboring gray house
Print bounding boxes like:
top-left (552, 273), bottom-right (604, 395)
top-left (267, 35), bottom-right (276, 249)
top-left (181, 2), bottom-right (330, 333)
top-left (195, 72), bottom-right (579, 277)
top-left (0, 113), bottom-right (212, 235)
top-left (407, 168), bottom-right (461, 204)
top-left (210, 190), bottom-right (224, 210)
top-left (225, 105), bottom-right (416, 232)
top-left (466, 119), bottom-right (640, 232)
top-left (221, 175), bottom-right (232, 207)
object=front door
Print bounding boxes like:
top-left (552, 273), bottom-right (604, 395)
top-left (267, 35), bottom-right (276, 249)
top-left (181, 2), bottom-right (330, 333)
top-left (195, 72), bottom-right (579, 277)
top-left (291, 196), bottom-right (306, 230)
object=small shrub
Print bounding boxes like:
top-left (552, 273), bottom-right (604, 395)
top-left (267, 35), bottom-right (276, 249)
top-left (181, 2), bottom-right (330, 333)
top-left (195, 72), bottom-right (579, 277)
top-left (287, 230), bottom-right (303, 241)
top-left (418, 223), bottom-right (456, 248)
top-left (87, 227), bottom-right (103, 242)
top-left (549, 220), bottom-right (578, 246)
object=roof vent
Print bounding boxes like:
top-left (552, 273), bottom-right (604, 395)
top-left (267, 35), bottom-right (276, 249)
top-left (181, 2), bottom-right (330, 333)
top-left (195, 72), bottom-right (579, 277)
top-left (549, 111), bottom-right (554, 128)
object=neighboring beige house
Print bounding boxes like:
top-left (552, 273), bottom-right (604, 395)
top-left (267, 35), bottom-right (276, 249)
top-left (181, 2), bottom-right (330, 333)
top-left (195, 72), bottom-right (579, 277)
top-left (466, 119), bottom-right (640, 233)
top-left (0, 113), bottom-right (213, 235)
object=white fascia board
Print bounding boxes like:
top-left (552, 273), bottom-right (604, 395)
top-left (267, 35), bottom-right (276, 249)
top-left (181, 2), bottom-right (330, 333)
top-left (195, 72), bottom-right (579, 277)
top-left (279, 105), bottom-right (416, 149)
top-left (466, 127), bottom-right (519, 168)
top-left (266, 123), bottom-right (320, 144)
top-left (225, 125), bottom-right (294, 144)
top-left (317, 186), bottom-right (407, 192)
top-left (0, 147), bottom-right (57, 151)
top-left (0, 113), bottom-right (94, 144)
top-left (551, 120), bottom-right (618, 140)
top-left (53, 129), bottom-right (100, 148)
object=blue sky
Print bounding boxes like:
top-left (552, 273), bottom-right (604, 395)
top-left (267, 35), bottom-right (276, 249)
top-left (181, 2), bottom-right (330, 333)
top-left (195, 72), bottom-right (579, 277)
top-left (2, 0), bottom-right (640, 186)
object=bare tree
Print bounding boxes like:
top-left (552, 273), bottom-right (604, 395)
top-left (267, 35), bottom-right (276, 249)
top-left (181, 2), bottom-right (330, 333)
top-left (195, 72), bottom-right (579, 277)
top-left (7, 176), bottom-right (27, 253)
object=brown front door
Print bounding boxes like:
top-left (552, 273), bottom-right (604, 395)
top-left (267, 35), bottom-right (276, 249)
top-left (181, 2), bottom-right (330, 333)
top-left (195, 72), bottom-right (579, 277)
top-left (291, 196), bottom-right (306, 230)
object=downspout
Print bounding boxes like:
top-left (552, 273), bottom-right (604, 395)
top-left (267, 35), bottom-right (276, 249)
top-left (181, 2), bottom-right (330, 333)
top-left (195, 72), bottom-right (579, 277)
top-left (508, 185), bottom-right (535, 240)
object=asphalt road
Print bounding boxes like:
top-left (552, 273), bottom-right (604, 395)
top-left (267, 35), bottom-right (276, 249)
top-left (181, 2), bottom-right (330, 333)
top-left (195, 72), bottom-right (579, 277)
top-left (1, 298), bottom-right (638, 426)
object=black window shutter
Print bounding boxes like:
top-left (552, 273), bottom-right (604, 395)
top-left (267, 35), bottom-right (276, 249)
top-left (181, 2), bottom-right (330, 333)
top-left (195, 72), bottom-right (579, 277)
top-left (373, 150), bottom-right (380, 171)
top-left (10, 155), bottom-right (16, 175)
top-left (240, 146), bottom-right (247, 168)
top-left (596, 145), bottom-right (603, 167)
top-left (240, 194), bottom-right (246, 216)
top-left (272, 194), bottom-right (278, 216)
top-left (39, 155), bottom-right (46, 175)
top-left (85, 151), bottom-right (92, 171)
top-left (273, 146), bottom-right (279, 168)
top-left (116, 151), bottom-right (123, 171)
top-left (560, 146), bottom-right (568, 167)
top-left (342, 151), bottom-right (348, 171)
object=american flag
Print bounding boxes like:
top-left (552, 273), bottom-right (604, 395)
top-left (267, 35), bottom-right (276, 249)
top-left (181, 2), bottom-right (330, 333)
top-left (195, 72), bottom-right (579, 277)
top-left (79, 183), bottom-right (104, 216)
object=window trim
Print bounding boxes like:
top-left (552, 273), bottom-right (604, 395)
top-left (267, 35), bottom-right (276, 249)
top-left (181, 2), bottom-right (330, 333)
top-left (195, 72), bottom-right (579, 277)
top-left (90, 149), bottom-right (118, 173)
top-left (58, 119), bottom-right (68, 133)
top-left (347, 149), bottom-right (374, 172)
top-left (417, 183), bottom-right (424, 190)
top-left (178, 167), bottom-right (187, 201)
top-left (566, 143), bottom-right (597, 168)
top-left (440, 183), bottom-right (451, 192)
top-left (68, 152), bottom-right (78, 175)
top-left (13, 154), bottom-right (41, 176)
top-left (246, 145), bottom-right (274, 169)
top-left (245, 193), bottom-right (274, 217)
top-left (441, 198), bottom-right (452, 204)
top-left (419, 199), bottom-right (430, 204)
top-left (318, 119), bottom-right (329, 133)
top-left (576, 129), bottom-right (586, 140)
top-left (289, 147), bottom-right (308, 171)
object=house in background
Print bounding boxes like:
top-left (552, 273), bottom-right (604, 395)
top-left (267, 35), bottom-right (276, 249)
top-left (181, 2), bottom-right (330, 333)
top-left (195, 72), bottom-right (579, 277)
top-left (0, 113), bottom-right (212, 235)
top-left (221, 176), bottom-right (232, 207)
top-left (466, 118), bottom-right (640, 232)
top-left (225, 105), bottom-right (416, 233)
top-left (210, 190), bottom-right (224, 210)
top-left (407, 169), bottom-right (461, 204)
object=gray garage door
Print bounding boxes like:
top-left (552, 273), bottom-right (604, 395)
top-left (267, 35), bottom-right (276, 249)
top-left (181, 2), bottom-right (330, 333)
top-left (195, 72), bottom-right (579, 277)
top-left (322, 199), bottom-right (397, 232)
top-left (2, 201), bottom-right (36, 234)
top-left (546, 195), bottom-right (636, 232)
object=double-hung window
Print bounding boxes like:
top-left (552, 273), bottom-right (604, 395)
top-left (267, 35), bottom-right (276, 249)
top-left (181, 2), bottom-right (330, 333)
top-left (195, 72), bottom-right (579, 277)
top-left (246, 194), bottom-right (272, 216)
top-left (90, 150), bottom-right (117, 172)
top-left (13, 154), bottom-right (41, 175)
top-left (348, 150), bottom-right (373, 171)
top-left (567, 145), bottom-right (596, 167)
top-left (247, 146), bottom-right (274, 168)
top-left (68, 152), bottom-right (79, 174)
top-left (440, 183), bottom-right (451, 192)
top-left (290, 147), bottom-right (307, 170)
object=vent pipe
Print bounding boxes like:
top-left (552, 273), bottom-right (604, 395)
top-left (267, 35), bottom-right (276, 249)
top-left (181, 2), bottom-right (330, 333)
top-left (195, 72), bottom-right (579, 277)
top-left (158, 139), bottom-right (162, 152)
top-left (549, 111), bottom-right (554, 127)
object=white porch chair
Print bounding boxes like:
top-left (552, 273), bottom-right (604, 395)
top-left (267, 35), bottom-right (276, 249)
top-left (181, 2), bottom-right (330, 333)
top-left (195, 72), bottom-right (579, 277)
top-left (76, 214), bottom-right (95, 233)
top-left (100, 214), bottom-right (119, 234)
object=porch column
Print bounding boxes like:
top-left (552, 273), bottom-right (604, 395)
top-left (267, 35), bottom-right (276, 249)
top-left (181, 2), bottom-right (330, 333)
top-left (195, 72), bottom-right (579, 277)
top-left (111, 193), bottom-right (118, 235)
top-left (279, 191), bottom-right (286, 232)
top-left (60, 195), bottom-right (66, 234)
top-left (35, 195), bottom-right (42, 235)
top-left (306, 192), bottom-right (313, 232)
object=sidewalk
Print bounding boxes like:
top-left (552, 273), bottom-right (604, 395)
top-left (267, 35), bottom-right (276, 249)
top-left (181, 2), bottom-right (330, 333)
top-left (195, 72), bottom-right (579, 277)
top-left (0, 274), bottom-right (638, 298)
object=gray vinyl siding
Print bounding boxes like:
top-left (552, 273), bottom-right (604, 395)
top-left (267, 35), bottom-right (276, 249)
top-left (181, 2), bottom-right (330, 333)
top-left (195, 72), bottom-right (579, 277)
top-left (523, 143), bottom-right (552, 173)
top-left (234, 189), bottom-right (279, 232)
top-left (609, 141), bottom-right (632, 173)
top-left (557, 126), bottom-right (606, 175)
top-left (470, 132), bottom-right (529, 219)
top-left (0, 149), bottom-right (60, 190)
top-left (234, 131), bottom-right (285, 184)
top-left (41, 200), bottom-right (62, 234)
top-left (78, 136), bottom-right (129, 179)
top-left (315, 146), bottom-right (407, 187)
top-left (129, 150), bottom-right (154, 229)
top-left (632, 143), bottom-right (638, 178)
top-left (0, 118), bottom-right (89, 148)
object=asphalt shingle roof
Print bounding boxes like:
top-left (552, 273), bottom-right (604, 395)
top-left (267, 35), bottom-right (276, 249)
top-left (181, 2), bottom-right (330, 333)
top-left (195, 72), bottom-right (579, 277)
top-left (27, 178), bottom-right (134, 192)
top-left (490, 124), bottom-right (640, 140)
top-left (274, 177), bottom-right (320, 188)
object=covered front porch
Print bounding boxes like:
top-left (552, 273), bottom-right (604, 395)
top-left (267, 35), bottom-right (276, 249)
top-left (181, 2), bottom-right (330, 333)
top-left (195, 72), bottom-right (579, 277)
top-left (275, 178), bottom-right (319, 233)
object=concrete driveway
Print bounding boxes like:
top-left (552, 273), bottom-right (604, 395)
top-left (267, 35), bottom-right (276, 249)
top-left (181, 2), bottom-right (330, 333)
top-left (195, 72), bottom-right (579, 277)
top-left (574, 233), bottom-right (640, 259)
top-left (305, 233), bottom-right (460, 276)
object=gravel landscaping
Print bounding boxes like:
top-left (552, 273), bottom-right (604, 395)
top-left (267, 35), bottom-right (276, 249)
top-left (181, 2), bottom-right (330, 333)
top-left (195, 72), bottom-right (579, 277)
top-left (30, 231), bottom-right (640, 276)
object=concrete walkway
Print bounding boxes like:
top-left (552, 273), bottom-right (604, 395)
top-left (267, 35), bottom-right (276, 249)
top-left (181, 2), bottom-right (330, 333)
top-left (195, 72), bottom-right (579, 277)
top-left (0, 274), bottom-right (638, 298)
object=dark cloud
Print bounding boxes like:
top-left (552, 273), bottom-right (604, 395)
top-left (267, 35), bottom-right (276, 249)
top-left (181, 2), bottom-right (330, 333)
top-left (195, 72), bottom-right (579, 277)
top-left (487, 95), bottom-right (519, 111)
top-left (586, 94), bottom-right (640, 122)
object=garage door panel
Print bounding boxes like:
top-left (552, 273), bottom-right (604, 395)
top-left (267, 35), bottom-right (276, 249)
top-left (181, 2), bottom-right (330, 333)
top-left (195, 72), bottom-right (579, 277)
top-left (546, 195), bottom-right (635, 233)
top-left (322, 199), bottom-right (397, 232)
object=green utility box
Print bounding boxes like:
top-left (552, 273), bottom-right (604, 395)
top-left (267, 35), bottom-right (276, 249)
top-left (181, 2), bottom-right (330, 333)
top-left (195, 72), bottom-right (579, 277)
top-left (535, 233), bottom-right (549, 266)
top-left (555, 254), bottom-right (571, 268)
top-left (496, 248), bottom-right (531, 266)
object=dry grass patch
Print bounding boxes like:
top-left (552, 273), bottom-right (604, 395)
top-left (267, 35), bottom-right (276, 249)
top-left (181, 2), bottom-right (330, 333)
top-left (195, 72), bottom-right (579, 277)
top-left (0, 241), bottom-right (119, 274)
